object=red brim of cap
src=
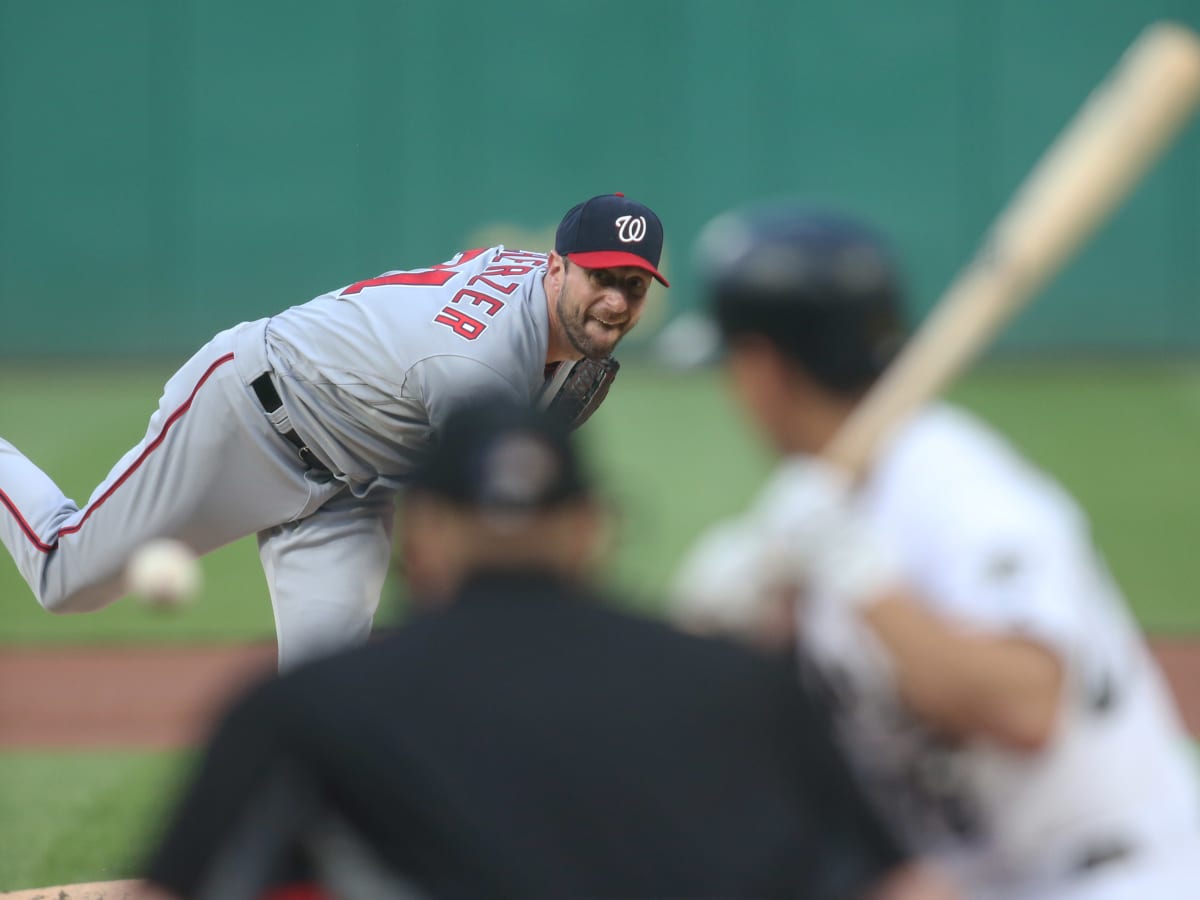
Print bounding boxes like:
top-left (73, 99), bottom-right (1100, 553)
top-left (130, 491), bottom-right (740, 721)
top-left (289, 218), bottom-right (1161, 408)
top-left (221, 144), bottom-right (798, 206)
top-left (568, 251), bottom-right (670, 287)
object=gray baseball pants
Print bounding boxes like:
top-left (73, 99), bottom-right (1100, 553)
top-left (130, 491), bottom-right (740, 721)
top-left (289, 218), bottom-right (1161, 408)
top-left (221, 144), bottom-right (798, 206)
top-left (0, 319), bottom-right (393, 669)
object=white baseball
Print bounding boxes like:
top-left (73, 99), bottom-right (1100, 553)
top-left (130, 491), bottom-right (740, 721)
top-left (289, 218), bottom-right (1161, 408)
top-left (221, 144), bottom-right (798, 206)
top-left (125, 538), bottom-right (201, 607)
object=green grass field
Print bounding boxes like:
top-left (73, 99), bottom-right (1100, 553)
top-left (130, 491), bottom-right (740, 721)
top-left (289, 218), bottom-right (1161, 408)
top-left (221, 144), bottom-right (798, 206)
top-left (0, 752), bottom-right (187, 890)
top-left (2, 359), bottom-right (1200, 890)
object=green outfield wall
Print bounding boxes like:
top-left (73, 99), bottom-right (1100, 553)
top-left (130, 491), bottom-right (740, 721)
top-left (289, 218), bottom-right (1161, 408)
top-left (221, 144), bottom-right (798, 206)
top-left (1, 1), bottom-right (1198, 357)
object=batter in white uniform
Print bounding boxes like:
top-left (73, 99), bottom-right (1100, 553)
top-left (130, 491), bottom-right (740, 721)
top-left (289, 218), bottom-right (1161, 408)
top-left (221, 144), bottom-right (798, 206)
top-left (0, 193), bottom-right (668, 668)
top-left (673, 204), bottom-right (1200, 899)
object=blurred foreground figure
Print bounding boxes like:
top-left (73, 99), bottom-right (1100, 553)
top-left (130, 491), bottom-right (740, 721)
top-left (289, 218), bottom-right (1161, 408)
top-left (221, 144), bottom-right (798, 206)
top-left (139, 400), bottom-right (948, 900)
top-left (672, 205), bottom-right (1200, 900)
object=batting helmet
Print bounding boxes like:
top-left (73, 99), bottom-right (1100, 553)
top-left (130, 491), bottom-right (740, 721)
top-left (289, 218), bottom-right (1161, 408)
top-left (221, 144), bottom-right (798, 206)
top-left (695, 205), bottom-right (907, 394)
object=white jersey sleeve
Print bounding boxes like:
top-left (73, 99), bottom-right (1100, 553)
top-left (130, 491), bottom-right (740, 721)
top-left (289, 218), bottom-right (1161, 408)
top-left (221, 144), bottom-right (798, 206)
top-left (862, 405), bottom-right (1108, 673)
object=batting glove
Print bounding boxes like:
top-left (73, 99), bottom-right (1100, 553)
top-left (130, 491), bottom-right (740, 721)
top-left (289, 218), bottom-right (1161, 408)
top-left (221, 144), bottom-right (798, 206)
top-left (751, 455), bottom-right (903, 612)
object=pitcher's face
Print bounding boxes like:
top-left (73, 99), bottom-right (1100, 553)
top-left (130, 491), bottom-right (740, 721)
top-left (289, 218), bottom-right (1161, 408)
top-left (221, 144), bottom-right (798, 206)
top-left (554, 260), bottom-right (650, 359)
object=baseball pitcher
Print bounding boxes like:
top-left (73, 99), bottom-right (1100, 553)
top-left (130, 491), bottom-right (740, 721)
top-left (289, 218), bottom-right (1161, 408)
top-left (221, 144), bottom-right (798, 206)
top-left (0, 193), bottom-right (668, 669)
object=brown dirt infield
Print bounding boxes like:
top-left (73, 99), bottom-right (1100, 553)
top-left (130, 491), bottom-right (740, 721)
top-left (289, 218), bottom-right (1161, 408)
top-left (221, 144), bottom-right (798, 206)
top-left (0, 638), bottom-right (1197, 900)
top-left (0, 643), bottom-right (276, 749)
top-left (1, 638), bottom-right (1199, 749)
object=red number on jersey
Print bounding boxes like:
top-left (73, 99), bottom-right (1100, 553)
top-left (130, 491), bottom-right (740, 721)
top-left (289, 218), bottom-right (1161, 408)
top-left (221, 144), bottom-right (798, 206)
top-left (338, 248), bottom-right (489, 296)
top-left (337, 247), bottom-right (515, 342)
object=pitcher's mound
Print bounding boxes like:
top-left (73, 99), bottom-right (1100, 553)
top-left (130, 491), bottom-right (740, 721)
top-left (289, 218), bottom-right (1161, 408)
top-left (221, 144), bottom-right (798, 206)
top-left (0, 880), bottom-right (143, 899)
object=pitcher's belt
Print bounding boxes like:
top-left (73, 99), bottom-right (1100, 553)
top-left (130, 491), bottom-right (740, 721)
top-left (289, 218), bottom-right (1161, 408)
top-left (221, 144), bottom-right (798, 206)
top-left (251, 373), bottom-right (330, 474)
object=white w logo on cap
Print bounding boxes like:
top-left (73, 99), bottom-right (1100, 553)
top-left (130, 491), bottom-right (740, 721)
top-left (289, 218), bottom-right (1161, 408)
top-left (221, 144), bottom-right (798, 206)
top-left (615, 215), bottom-right (647, 243)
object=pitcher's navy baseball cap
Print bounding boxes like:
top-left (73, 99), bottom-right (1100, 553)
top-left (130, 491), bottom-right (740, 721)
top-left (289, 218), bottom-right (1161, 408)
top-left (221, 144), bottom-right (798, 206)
top-left (556, 193), bottom-right (669, 286)
top-left (408, 399), bottom-right (592, 512)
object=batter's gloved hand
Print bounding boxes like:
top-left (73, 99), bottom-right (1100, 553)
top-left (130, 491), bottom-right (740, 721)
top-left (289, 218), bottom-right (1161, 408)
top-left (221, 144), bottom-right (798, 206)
top-left (669, 515), bottom-right (800, 652)
top-left (750, 455), bottom-right (903, 612)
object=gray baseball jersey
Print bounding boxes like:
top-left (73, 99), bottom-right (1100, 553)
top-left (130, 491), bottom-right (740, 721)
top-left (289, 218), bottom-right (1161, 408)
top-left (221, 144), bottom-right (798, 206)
top-left (0, 246), bottom-right (556, 668)
top-left (266, 246), bottom-right (552, 493)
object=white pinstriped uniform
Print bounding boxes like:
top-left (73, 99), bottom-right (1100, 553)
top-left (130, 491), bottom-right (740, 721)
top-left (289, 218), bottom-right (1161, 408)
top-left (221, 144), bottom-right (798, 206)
top-left (804, 404), bottom-right (1200, 898)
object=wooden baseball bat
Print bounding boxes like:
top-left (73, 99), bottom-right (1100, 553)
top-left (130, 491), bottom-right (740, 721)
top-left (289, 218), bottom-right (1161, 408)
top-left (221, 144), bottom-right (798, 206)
top-left (823, 21), bottom-right (1200, 476)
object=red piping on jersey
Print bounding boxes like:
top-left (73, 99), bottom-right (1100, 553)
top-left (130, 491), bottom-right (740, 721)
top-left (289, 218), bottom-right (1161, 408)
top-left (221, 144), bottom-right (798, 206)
top-left (0, 352), bottom-right (236, 553)
top-left (0, 488), bottom-right (53, 551)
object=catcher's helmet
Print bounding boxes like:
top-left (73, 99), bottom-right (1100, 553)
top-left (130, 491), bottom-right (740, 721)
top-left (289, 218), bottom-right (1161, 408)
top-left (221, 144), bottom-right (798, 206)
top-left (696, 205), bottom-right (906, 394)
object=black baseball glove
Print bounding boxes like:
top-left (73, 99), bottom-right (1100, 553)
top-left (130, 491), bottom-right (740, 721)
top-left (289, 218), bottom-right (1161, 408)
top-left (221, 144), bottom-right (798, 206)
top-left (537, 357), bottom-right (621, 430)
